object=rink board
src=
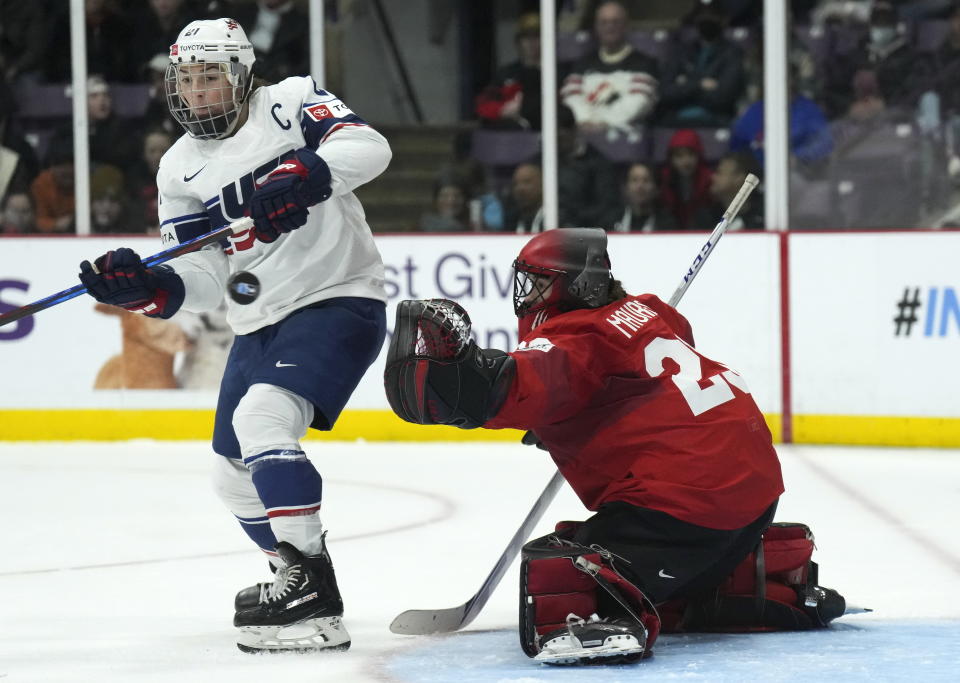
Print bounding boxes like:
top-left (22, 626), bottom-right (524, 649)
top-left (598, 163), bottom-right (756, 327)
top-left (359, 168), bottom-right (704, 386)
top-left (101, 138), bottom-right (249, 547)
top-left (788, 232), bottom-right (960, 446)
top-left (1, 231), bottom-right (957, 445)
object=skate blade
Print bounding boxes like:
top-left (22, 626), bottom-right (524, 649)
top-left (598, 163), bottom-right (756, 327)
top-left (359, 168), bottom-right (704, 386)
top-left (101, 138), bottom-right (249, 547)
top-left (237, 616), bottom-right (351, 654)
top-left (535, 633), bottom-right (645, 666)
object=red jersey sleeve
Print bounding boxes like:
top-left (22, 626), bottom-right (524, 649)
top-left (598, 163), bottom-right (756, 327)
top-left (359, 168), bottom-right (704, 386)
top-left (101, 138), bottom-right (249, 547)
top-left (485, 327), bottom-right (616, 430)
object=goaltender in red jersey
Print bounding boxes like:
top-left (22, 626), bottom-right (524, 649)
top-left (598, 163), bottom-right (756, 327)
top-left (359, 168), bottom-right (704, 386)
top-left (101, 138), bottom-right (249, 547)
top-left (385, 228), bottom-right (848, 666)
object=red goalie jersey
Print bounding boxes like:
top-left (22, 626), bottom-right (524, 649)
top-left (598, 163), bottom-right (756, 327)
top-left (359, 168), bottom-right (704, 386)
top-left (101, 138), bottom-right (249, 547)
top-left (485, 293), bottom-right (784, 531)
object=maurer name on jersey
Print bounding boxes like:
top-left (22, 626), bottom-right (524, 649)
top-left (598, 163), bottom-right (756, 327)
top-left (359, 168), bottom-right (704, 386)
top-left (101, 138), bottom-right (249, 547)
top-left (606, 300), bottom-right (658, 339)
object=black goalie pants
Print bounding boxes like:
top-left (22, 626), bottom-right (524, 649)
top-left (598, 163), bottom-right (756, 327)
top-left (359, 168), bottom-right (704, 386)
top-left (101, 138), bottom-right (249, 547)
top-left (569, 500), bottom-right (778, 605)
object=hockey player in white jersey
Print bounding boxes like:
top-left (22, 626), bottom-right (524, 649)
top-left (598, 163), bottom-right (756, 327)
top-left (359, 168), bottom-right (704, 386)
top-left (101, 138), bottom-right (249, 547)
top-left (77, 18), bottom-right (391, 653)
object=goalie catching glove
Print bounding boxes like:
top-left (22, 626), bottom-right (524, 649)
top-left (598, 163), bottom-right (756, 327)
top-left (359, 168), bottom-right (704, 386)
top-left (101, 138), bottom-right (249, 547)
top-left (384, 299), bottom-right (515, 429)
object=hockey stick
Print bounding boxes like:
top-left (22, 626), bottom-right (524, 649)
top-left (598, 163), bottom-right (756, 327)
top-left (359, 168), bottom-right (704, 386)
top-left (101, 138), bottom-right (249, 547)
top-left (666, 174), bottom-right (760, 308)
top-left (389, 173), bottom-right (761, 636)
top-left (0, 217), bottom-right (253, 329)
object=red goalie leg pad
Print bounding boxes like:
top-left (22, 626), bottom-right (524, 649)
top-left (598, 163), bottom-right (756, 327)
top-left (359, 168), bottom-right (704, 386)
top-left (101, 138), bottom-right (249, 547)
top-left (519, 533), bottom-right (661, 658)
top-left (661, 522), bottom-right (846, 632)
top-left (592, 560), bottom-right (661, 646)
top-left (525, 554), bottom-right (601, 636)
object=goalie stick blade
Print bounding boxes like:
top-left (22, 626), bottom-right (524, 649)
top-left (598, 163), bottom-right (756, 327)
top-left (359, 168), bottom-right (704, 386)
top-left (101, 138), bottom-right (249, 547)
top-left (390, 605), bottom-right (470, 635)
top-left (843, 605), bottom-right (873, 615)
top-left (391, 470), bottom-right (567, 635)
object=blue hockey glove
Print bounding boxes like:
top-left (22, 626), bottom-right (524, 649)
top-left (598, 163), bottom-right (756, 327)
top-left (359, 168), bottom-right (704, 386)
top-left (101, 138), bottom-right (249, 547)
top-left (79, 247), bottom-right (185, 318)
top-left (249, 148), bottom-right (333, 243)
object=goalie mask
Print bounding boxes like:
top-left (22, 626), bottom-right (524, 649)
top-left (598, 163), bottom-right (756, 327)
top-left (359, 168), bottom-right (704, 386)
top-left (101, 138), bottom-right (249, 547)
top-left (165, 18), bottom-right (255, 140)
top-left (513, 228), bottom-right (612, 338)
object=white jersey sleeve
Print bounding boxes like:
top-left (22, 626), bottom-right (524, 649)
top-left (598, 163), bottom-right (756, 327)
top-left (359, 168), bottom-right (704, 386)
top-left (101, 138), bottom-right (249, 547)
top-left (156, 165), bottom-right (230, 314)
top-left (155, 76), bottom-right (390, 335)
top-left (298, 88), bottom-right (392, 196)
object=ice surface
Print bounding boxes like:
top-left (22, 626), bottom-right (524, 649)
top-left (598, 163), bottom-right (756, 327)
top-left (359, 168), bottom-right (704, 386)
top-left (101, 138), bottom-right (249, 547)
top-left (0, 442), bottom-right (958, 682)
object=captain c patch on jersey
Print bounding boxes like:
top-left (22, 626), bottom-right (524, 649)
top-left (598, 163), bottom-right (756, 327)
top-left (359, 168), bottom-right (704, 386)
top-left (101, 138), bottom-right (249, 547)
top-left (303, 100), bottom-right (353, 122)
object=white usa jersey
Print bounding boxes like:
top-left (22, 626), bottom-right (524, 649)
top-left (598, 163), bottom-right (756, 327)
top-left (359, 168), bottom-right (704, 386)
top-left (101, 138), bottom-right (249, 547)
top-left (157, 76), bottom-right (391, 335)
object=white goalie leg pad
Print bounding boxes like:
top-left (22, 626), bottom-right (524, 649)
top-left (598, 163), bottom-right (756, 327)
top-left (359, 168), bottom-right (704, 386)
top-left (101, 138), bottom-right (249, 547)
top-left (236, 615), bottom-right (351, 653)
top-left (534, 614), bottom-right (647, 666)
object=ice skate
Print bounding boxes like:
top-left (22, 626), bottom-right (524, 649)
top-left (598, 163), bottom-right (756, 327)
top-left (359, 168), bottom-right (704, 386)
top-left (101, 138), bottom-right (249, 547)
top-left (234, 562), bottom-right (285, 612)
top-left (234, 538), bottom-right (350, 653)
top-left (534, 613), bottom-right (647, 665)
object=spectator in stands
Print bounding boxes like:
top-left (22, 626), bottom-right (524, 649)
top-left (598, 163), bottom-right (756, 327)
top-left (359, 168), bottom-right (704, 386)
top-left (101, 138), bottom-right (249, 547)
top-left (843, 68), bottom-right (887, 122)
top-left (824, 1), bottom-right (934, 120)
top-left (503, 162), bottom-right (546, 233)
top-left (561, 1), bottom-right (659, 139)
top-left (659, 129), bottom-right (713, 230)
top-left (131, 0), bottom-right (192, 77)
top-left (53, 76), bottom-right (141, 174)
top-left (476, 13), bottom-right (551, 130)
top-left (142, 54), bottom-right (179, 137)
top-left (730, 66), bottom-right (833, 169)
top-left (90, 164), bottom-right (132, 234)
top-left (30, 143), bottom-right (75, 234)
top-left (809, 0), bottom-right (872, 28)
top-left (657, 0), bottom-right (746, 128)
top-left (87, 75), bottom-right (140, 171)
top-left (419, 179), bottom-right (471, 232)
top-left (610, 161), bottom-right (677, 231)
top-left (231, 0), bottom-right (310, 83)
top-left (434, 130), bottom-right (505, 231)
top-left (128, 128), bottom-right (173, 234)
top-left (935, 3), bottom-right (960, 182)
top-left (0, 75), bottom-right (39, 198)
top-left (45, 0), bottom-right (135, 82)
top-left (693, 150), bottom-right (764, 230)
top-left (0, 191), bottom-right (36, 234)
top-left (557, 104), bottom-right (621, 227)
top-left (0, 0), bottom-right (46, 82)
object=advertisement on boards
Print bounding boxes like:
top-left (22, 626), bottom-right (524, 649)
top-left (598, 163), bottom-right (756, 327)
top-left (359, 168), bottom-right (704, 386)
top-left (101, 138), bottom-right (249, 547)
top-left (790, 232), bottom-right (960, 418)
top-left (0, 233), bottom-right (781, 415)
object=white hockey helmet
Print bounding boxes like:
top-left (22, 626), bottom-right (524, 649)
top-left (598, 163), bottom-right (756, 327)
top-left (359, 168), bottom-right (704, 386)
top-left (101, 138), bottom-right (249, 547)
top-left (165, 18), bottom-right (256, 140)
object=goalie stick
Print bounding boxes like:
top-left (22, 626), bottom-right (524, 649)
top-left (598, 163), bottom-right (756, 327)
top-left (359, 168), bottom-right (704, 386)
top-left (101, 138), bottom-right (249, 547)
top-left (389, 173), bottom-right (761, 636)
top-left (0, 217), bottom-right (253, 329)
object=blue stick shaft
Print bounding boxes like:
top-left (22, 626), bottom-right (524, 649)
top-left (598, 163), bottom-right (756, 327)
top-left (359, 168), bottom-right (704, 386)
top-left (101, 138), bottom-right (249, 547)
top-left (0, 217), bottom-right (252, 328)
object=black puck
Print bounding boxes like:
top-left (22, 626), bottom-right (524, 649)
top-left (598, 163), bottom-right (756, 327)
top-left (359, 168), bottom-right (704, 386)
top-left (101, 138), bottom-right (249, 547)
top-left (227, 271), bottom-right (260, 305)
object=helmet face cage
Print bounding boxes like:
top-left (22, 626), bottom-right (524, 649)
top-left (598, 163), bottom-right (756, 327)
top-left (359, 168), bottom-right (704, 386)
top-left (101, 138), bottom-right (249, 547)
top-left (512, 228), bottom-right (612, 323)
top-left (513, 260), bottom-right (565, 318)
top-left (165, 59), bottom-right (251, 140)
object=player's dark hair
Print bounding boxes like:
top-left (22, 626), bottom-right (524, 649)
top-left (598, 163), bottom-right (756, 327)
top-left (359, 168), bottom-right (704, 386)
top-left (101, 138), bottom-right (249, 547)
top-left (605, 278), bottom-right (628, 304)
